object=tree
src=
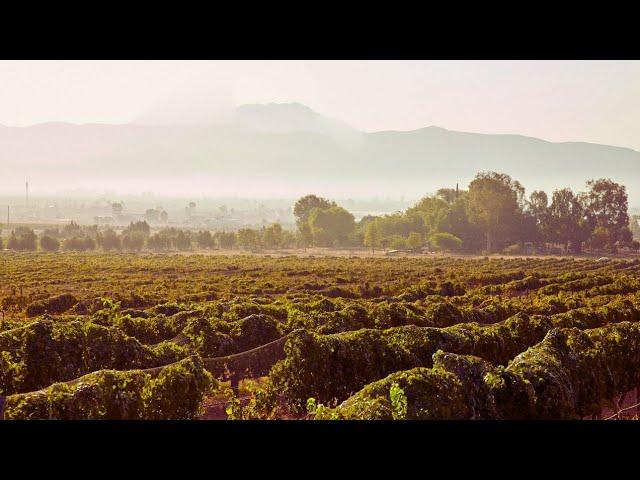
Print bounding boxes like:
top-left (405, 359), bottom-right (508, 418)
top-left (237, 228), bottom-right (261, 250)
top-left (436, 188), bottom-right (463, 204)
top-left (280, 230), bottom-right (296, 248)
top-left (148, 232), bottom-right (172, 251)
top-left (407, 231), bottom-right (423, 250)
top-left (62, 236), bottom-right (96, 252)
top-left (197, 231), bottom-right (215, 249)
top-left (429, 232), bottom-right (462, 252)
top-left (262, 223), bottom-right (284, 249)
top-left (186, 202), bottom-right (197, 218)
top-left (39, 235), bottom-right (60, 252)
top-left (43, 227), bottom-right (60, 238)
top-left (363, 221), bottom-right (380, 254)
top-left (524, 190), bottom-right (550, 248)
top-left (589, 226), bottom-right (610, 251)
top-left (630, 215), bottom-right (640, 240)
top-left (467, 172), bottom-right (523, 253)
top-left (175, 230), bottom-right (192, 251)
top-left (583, 178), bottom-right (631, 252)
top-left (96, 229), bottom-right (121, 251)
top-left (7, 232), bottom-right (17, 250)
top-left (7, 227), bottom-right (37, 251)
top-left (112, 202), bottom-right (123, 216)
top-left (215, 231), bottom-right (237, 249)
top-left (293, 195), bottom-right (336, 227)
top-left (439, 195), bottom-right (483, 253)
top-left (406, 196), bottom-right (449, 236)
top-left (144, 208), bottom-right (161, 223)
top-left (122, 231), bottom-right (145, 252)
top-left (548, 188), bottom-right (592, 254)
top-left (296, 222), bottom-right (313, 250)
top-left (388, 235), bottom-right (408, 250)
top-left (62, 221), bottom-right (82, 238)
top-left (124, 221), bottom-right (150, 238)
top-left (308, 206), bottom-right (356, 247)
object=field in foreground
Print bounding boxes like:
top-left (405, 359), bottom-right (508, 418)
top-left (1, 252), bottom-right (640, 420)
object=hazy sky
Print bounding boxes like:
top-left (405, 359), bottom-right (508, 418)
top-left (1, 60), bottom-right (639, 150)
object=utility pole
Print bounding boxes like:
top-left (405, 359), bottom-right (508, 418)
top-left (455, 183), bottom-right (459, 200)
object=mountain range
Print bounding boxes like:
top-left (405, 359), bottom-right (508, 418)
top-left (1, 102), bottom-right (639, 201)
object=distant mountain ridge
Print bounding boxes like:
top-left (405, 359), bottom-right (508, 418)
top-left (1, 102), bottom-right (639, 200)
top-left (232, 102), bottom-right (358, 135)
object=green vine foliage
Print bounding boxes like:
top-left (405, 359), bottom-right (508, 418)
top-left (315, 321), bottom-right (640, 419)
top-left (389, 383), bottom-right (407, 419)
top-left (271, 299), bottom-right (640, 410)
top-left (0, 319), bottom-right (164, 395)
top-left (4, 255), bottom-right (640, 419)
top-left (3, 356), bottom-right (214, 420)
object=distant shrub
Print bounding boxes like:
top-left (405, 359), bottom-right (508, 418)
top-left (429, 232), bottom-right (462, 252)
top-left (96, 229), bottom-right (121, 251)
top-left (196, 230), bottom-right (215, 249)
top-left (502, 244), bottom-right (523, 255)
top-left (122, 231), bottom-right (145, 251)
top-left (7, 227), bottom-right (37, 251)
top-left (389, 236), bottom-right (408, 250)
top-left (406, 232), bottom-right (423, 250)
top-left (39, 235), bottom-right (60, 252)
top-left (26, 293), bottom-right (78, 317)
top-left (123, 221), bottom-right (150, 237)
top-left (62, 236), bottom-right (96, 251)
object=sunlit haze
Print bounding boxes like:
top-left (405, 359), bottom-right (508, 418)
top-left (1, 60), bottom-right (639, 203)
top-left (2, 60), bottom-right (639, 147)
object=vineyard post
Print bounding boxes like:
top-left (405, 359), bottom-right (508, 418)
top-left (230, 373), bottom-right (240, 397)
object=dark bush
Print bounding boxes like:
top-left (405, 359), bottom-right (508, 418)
top-left (26, 293), bottom-right (78, 317)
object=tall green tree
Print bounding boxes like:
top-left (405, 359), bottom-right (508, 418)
top-left (237, 228), bottom-right (261, 250)
top-left (406, 231), bottom-right (423, 250)
top-left (308, 206), bottom-right (356, 247)
top-left (296, 222), bottom-right (313, 250)
top-left (122, 231), bottom-right (145, 252)
top-left (262, 223), bottom-right (285, 249)
top-left (293, 195), bottom-right (336, 227)
top-left (583, 178), bottom-right (632, 252)
top-left (406, 197), bottom-right (449, 236)
top-left (548, 188), bottom-right (592, 254)
top-left (523, 190), bottom-right (551, 248)
top-left (429, 232), bottom-right (462, 252)
top-left (436, 187), bottom-right (464, 204)
top-left (363, 221), bottom-right (380, 254)
top-left (96, 229), bottom-right (122, 251)
top-left (467, 172), bottom-right (523, 253)
top-left (214, 231), bottom-right (236, 249)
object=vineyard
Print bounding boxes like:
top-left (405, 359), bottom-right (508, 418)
top-left (1, 251), bottom-right (640, 419)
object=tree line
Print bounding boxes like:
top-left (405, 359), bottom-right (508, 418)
top-left (0, 220), bottom-right (302, 253)
top-left (291, 172), bottom-right (638, 255)
top-left (1, 171), bottom-right (637, 255)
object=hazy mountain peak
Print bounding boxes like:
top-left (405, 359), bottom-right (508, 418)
top-left (233, 102), bottom-right (358, 135)
top-left (2, 104), bottom-right (640, 202)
